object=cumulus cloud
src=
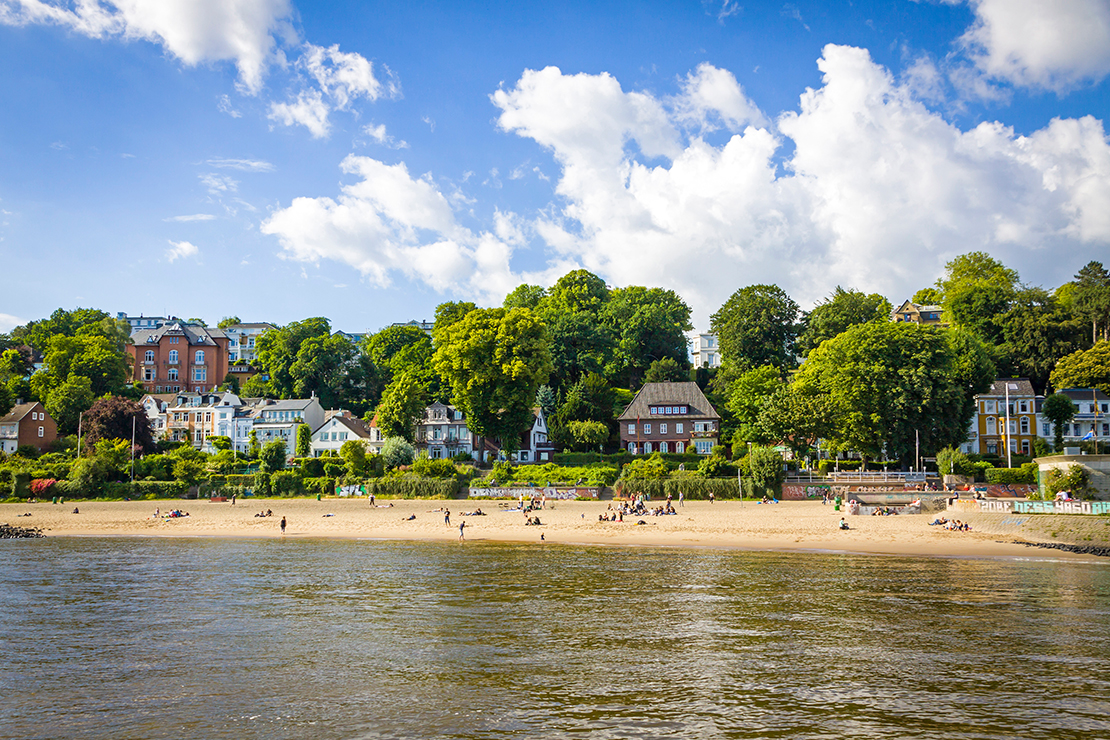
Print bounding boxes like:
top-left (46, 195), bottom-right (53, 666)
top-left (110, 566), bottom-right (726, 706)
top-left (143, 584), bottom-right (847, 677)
top-left (0, 0), bottom-right (294, 94)
top-left (960, 0), bottom-right (1110, 91)
top-left (260, 155), bottom-right (525, 300)
top-left (0, 312), bottom-right (25, 332)
top-left (165, 239), bottom-right (199, 261)
top-left (488, 47), bottom-right (1110, 322)
top-left (363, 122), bottom-right (408, 149)
top-left (268, 88), bottom-right (330, 137)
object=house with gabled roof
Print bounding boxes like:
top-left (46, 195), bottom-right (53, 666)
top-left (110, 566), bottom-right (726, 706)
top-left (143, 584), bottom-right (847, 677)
top-left (311, 411), bottom-right (374, 456)
top-left (618, 382), bottom-right (720, 455)
top-left (891, 300), bottom-right (944, 325)
top-left (0, 402), bottom-right (57, 454)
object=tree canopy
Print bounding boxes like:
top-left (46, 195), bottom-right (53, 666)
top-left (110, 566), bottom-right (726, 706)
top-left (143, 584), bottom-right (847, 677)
top-left (1049, 341), bottom-right (1110, 395)
top-left (710, 284), bottom-right (799, 372)
top-left (798, 287), bottom-right (892, 356)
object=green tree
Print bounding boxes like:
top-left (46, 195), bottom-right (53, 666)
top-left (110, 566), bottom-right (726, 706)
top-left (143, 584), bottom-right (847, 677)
top-left (794, 323), bottom-right (991, 465)
top-left (754, 384), bottom-right (833, 460)
top-left (911, 287), bottom-right (943, 305)
top-left (219, 373), bottom-right (241, 394)
top-left (534, 270), bottom-right (615, 392)
top-left (567, 420), bottom-right (608, 451)
top-left (798, 287), bottom-right (892, 356)
top-left (935, 251), bottom-right (1019, 343)
top-left (241, 374), bottom-right (274, 398)
top-left (208, 435), bottom-right (232, 452)
top-left (81, 396), bottom-right (156, 454)
top-left (247, 430), bottom-right (261, 459)
top-left (30, 334), bottom-right (130, 403)
top-left (710, 284), bottom-right (799, 372)
top-left (748, 445), bottom-right (784, 498)
top-left (255, 317), bottom-right (331, 398)
top-left (535, 385), bottom-right (557, 418)
top-left (643, 357), bottom-right (688, 384)
top-left (996, 287), bottom-right (1087, 392)
top-left (172, 457), bottom-right (206, 488)
top-left (381, 436), bottom-right (415, 469)
top-left (1042, 392), bottom-right (1078, 451)
top-left (339, 439), bottom-right (368, 477)
top-left (289, 332), bottom-right (358, 409)
top-left (217, 316), bottom-right (242, 329)
top-left (723, 365), bottom-right (784, 444)
top-left (503, 284), bottom-right (547, 310)
top-left (10, 307), bottom-right (111, 353)
top-left (1049, 341), bottom-right (1110, 395)
top-left (602, 286), bottom-right (692, 387)
top-left (433, 307), bottom-right (552, 456)
top-left (376, 370), bottom-right (429, 441)
top-left (295, 423), bottom-right (312, 457)
top-left (1072, 261), bottom-right (1110, 343)
top-left (259, 439), bottom-right (287, 473)
top-left (432, 301), bottom-right (478, 346)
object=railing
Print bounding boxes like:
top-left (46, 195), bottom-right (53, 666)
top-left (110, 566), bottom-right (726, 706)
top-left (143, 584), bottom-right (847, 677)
top-left (827, 471), bottom-right (928, 482)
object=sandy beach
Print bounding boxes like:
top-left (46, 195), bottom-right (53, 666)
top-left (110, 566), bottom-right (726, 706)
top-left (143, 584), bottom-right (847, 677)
top-left (6, 497), bottom-right (1110, 560)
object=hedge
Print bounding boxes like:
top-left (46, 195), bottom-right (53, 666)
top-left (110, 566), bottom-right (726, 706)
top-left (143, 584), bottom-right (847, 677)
top-left (103, 481), bottom-right (189, 499)
top-left (364, 477), bottom-right (462, 499)
top-left (614, 478), bottom-right (743, 500)
top-left (301, 476), bottom-right (335, 495)
top-left (271, 470), bottom-right (303, 497)
top-left (985, 464), bottom-right (1038, 484)
top-left (11, 472), bottom-right (31, 499)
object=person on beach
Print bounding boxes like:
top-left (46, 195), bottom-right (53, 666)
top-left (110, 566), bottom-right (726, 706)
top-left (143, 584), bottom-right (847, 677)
top-left (709, 492), bottom-right (715, 504)
top-left (679, 492), bottom-right (684, 507)
top-left (370, 493), bottom-right (375, 506)
top-left (459, 521), bottom-right (466, 540)
top-left (445, 509), bottom-right (451, 526)
top-left (839, 518), bottom-right (849, 530)
top-left (280, 516), bottom-right (287, 535)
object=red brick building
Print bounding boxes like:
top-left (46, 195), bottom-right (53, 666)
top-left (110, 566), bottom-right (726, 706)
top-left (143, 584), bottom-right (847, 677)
top-left (0, 402), bottom-right (58, 454)
top-left (618, 382), bottom-right (721, 455)
top-left (125, 322), bottom-right (230, 394)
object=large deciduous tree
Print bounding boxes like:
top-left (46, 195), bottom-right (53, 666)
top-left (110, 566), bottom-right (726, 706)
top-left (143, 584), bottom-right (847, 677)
top-left (798, 287), bottom-right (892, 356)
top-left (1072, 261), bottom-right (1110, 344)
top-left (433, 307), bottom-right (552, 456)
top-left (794, 323), bottom-right (992, 465)
top-left (996, 287), bottom-right (1087, 392)
top-left (935, 251), bottom-right (1019, 344)
top-left (255, 317), bottom-right (330, 398)
top-left (45, 375), bottom-right (95, 435)
top-left (1049, 341), bottom-right (1110, 395)
top-left (602, 286), bottom-right (692, 387)
top-left (81, 396), bottom-right (155, 454)
top-left (710, 284), bottom-right (799, 372)
top-left (376, 370), bottom-right (430, 441)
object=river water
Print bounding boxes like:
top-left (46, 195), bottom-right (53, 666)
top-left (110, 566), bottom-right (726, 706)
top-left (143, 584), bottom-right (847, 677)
top-left (1, 538), bottom-right (1108, 739)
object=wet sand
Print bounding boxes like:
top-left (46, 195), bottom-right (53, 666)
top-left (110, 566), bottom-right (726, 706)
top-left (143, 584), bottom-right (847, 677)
top-left (6, 497), bottom-right (1109, 560)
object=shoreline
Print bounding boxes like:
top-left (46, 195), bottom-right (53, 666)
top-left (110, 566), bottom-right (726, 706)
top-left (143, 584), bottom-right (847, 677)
top-left (6, 498), bottom-right (1109, 562)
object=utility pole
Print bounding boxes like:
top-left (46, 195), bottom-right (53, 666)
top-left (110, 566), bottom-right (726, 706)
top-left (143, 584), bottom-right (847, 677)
top-left (1004, 382), bottom-right (1013, 469)
top-left (130, 415), bottom-right (136, 484)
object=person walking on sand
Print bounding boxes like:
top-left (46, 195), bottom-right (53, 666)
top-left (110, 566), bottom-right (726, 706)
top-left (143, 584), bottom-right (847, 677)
top-left (445, 509), bottom-right (451, 526)
top-left (458, 520), bottom-right (466, 541)
top-left (679, 491), bottom-right (684, 507)
top-left (280, 516), bottom-right (287, 535)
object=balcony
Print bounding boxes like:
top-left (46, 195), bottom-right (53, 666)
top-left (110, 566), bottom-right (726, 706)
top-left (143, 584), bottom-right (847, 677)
top-left (690, 430), bottom-right (717, 439)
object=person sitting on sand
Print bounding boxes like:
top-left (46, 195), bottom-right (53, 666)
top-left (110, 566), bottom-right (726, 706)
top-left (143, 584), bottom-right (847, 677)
top-left (402, 514), bottom-right (416, 521)
top-left (839, 518), bottom-right (849, 530)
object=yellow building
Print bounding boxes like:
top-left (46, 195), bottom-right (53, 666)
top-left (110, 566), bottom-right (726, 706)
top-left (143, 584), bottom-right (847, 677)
top-left (963, 379), bottom-right (1038, 458)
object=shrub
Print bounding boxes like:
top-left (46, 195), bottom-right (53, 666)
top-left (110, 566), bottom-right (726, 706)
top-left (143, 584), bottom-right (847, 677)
top-left (697, 455), bottom-right (730, 478)
top-left (364, 477), bottom-right (461, 499)
top-left (30, 478), bottom-right (58, 497)
top-left (271, 470), bottom-right (303, 497)
top-left (614, 478), bottom-right (741, 500)
top-left (15, 445), bottom-right (40, 459)
top-left (11, 471), bottom-right (31, 499)
top-left (301, 476), bottom-right (335, 495)
top-left (299, 457), bottom-right (325, 478)
top-left (937, 446), bottom-right (975, 476)
top-left (253, 471), bottom-right (272, 497)
top-left (1044, 464), bottom-right (1093, 500)
top-left (620, 454), bottom-right (670, 480)
top-left (323, 461), bottom-right (346, 478)
top-left (412, 456), bottom-right (459, 478)
top-left (985, 466), bottom-right (1036, 484)
top-left (749, 445), bottom-right (784, 497)
top-left (381, 437), bottom-right (415, 469)
top-left (103, 481), bottom-right (189, 499)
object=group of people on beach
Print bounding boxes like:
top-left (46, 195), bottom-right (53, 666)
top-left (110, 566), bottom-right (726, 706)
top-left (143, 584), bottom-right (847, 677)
top-left (929, 516), bottom-right (972, 532)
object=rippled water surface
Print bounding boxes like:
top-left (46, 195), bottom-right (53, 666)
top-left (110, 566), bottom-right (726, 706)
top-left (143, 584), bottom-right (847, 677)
top-left (1, 539), bottom-right (1109, 739)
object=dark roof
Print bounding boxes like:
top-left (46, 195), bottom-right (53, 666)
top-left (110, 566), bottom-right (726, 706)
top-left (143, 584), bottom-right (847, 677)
top-left (132, 322), bottom-right (227, 346)
top-left (328, 415), bottom-right (372, 439)
top-left (1059, 388), bottom-right (1110, 402)
top-left (979, 378), bottom-right (1036, 398)
top-left (0, 402), bottom-right (41, 424)
top-left (618, 382), bottom-right (719, 421)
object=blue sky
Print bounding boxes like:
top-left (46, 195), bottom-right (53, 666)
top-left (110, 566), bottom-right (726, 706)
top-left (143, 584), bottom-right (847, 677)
top-left (1, 0), bottom-right (1108, 335)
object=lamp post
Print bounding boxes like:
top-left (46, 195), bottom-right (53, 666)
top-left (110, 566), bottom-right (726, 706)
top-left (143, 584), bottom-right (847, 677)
top-left (1004, 382), bottom-right (1013, 469)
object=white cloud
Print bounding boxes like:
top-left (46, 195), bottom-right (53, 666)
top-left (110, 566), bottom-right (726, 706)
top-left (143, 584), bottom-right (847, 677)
top-left (261, 155), bottom-right (526, 301)
top-left (673, 63), bottom-right (767, 131)
top-left (0, 0), bottom-right (295, 94)
top-left (165, 239), bottom-right (199, 261)
top-left (217, 94), bottom-right (242, 118)
top-left (960, 0), bottom-right (1110, 91)
top-left (268, 88), bottom-right (330, 137)
top-left (490, 46), bottom-right (1110, 323)
top-left (204, 157), bottom-right (274, 171)
top-left (0, 312), bottom-right (24, 332)
top-left (363, 122), bottom-right (408, 149)
top-left (199, 173), bottom-right (239, 193)
top-left (164, 213), bottom-right (215, 222)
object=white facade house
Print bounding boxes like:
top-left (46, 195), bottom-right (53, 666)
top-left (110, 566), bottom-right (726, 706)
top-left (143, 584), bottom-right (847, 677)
top-left (511, 407), bottom-right (554, 463)
top-left (311, 412), bottom-right (373, 456)
top-left (223, 322), bottom-right (276, 364)
top-left (251, 397), bottom-right (325, 447)
top-left (415, 402), bottom-right (476, 459)
top-left (690, 333), bottom-right (722, 369)
top-left (139, 393), bottom-right (177, 439)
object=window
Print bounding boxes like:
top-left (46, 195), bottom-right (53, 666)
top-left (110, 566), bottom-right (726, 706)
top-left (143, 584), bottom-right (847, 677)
top-left (650, 406), bottom-right (658, 415)
top-left (644, 442), bottom-right (652, 453)
top-left (676, 423), bottom-right (684, 434)
top-left (1020, 417), bottom-right (1029, 435)
top-left (38, 426), bottom-right (44, 437)
top-left (628, 442), bottom-right (636, 453)
top-left (984, 400), bottom-right (996, 414)
top-left (1103, 403), bottom-right (1109, 414)
top-left (195, 350), bottom-right (205, 364)
top-left (145, 350), bottom-right (154, 362)
top-left (628, 424), bottom-right (635, 435)
top-left (987, 442), bottom-right (998, 454)
top-left (519, 451), bottom-right (529, 462)
top-left (143, 367), bottom-right (155, 382)
top-left (695, 440), bottom-right (713, 455)
top-left (660, 423), bottom-right (668, 435)
top-left (986, 416), bottom-right (996, 435)
top-left (660, 442), bottom-right (669, 453)
top-left (1043, 423), bottom-right (1051, 437)
top-left (193, 366), bottom-right (206, 382)
top-left (168, 350), bottom-right (179, 364)
top-left (168, 368), bottom-right (178, 381)
top-left (1021, 439), bottom-right (1030, 455)
top-left (1008, 419), bottom-right (1017, 435)
top-left (644, 424), bottom-right (651, 434)
top-left (1019, 400), bottom-right (1029, 413)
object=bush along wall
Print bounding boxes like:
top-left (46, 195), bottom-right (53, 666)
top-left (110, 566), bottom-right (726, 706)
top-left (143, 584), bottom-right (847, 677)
top-left (614, 478), bottom-right (741, 500)
top-left (102, 481), bottom-right (189, 499)
top-left (365, 477), bottom-right (462, 499)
